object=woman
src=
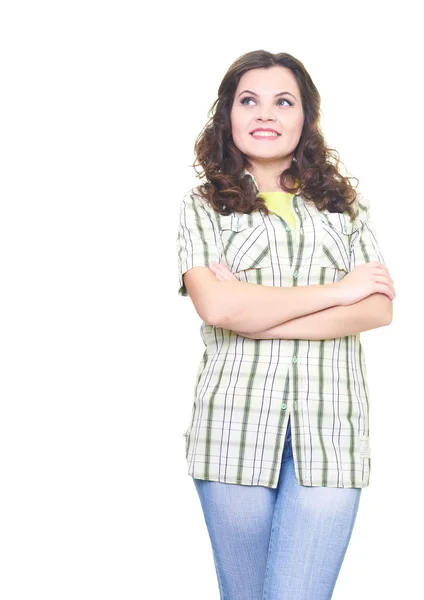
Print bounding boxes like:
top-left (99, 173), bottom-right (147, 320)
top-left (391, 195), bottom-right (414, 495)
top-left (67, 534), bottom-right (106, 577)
top-left (176, 50), bottom-right (395, 600)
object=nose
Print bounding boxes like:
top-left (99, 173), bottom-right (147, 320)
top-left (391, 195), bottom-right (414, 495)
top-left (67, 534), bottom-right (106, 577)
top-left (257, 106), bottom-right (276, 121)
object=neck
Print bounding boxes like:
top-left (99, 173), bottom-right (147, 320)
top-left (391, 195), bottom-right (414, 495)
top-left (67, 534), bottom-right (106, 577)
top-left (246, 160), bottom-right (296, 192)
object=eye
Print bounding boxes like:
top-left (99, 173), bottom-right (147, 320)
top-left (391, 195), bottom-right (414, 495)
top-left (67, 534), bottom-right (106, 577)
top-left (278, 98), bottom-right (293, 106)
top-left (240, 96), bottom-right (293, 107)
top-left (240, 96), bottom-right (255, 106)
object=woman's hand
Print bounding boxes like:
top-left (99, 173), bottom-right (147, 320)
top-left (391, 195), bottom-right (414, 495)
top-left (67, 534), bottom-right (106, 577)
top-left (335, 262), bottom-right (396, 305)
top-left (208, 261), bottom-right (239, 282)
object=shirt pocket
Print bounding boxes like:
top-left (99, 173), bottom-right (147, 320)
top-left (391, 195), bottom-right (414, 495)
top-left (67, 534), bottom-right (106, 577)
top-left (319, 212), bottom-right (360, 274)
top-left (219, 213), bottom-right (271, 273)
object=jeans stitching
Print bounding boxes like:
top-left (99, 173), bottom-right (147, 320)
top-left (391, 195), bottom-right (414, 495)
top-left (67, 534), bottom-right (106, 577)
top-left (261, 495), bottom-right (278, 599)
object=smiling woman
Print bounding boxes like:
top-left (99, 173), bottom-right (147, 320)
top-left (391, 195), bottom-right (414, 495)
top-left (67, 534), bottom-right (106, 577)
top-left (192, 50), bottom-right (360, 219)
top-left (175, 49), bottom-right (394, 600)
top-left (230, 74), bottom-right (304, 190)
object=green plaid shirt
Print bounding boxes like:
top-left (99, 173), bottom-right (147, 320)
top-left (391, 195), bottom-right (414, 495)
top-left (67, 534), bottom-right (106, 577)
top-left (176, 170), bottom-right (386, 488)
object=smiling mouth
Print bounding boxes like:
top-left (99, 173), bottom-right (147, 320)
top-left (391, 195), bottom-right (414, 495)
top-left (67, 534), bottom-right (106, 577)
top-left (250, 131), bottom-right (281, 139)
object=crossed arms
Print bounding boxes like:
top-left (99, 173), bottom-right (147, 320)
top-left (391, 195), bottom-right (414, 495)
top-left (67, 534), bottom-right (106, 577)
top-left (230, 292), bottom-right (392, 340)
top-left (183, 269), bottom-right (393, 342)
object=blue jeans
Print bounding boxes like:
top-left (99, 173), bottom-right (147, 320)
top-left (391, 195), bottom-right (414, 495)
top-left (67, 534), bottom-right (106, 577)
top-left (192, 417), bottom-right (362, 600)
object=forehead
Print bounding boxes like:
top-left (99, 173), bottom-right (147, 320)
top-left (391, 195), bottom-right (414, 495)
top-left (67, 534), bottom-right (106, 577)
top-left (235, 66), bottom-right (299, 95)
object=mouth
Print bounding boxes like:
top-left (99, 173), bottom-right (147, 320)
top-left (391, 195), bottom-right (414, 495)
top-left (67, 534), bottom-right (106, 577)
top-left (250, 131), bottom-right (281, 140)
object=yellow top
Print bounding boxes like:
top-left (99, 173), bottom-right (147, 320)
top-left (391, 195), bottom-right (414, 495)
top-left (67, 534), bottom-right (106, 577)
top-left (260, 190), bottom-right (297, 234)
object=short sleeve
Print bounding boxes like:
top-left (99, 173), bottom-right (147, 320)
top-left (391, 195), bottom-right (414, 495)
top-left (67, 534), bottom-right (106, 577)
top-left (350, 195), bottom-right (386, 268)
top-left (176, 189), bottom-right (221, 297)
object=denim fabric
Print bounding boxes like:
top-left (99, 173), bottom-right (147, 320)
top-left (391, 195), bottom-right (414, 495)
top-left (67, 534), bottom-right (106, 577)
top-left (192, 417), bottom-right (362, 600)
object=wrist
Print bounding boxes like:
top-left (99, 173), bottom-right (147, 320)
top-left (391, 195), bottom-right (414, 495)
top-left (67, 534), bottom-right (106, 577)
top-left (330, 282), bottom-right (347, 306)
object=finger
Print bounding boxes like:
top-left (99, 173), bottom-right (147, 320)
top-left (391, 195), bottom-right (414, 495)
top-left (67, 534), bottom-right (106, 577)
top-left (378, 283), bottom-right (396, 300)
top-left (366, 262), bottom-right (388, 275)
top-left (223, 270), bottom-right (239, 280)
top-left (371, 264), bottom-right (390, 277)
top-left (214, 263), bottom-right (238, 280)
top-left (378, 274), bottom-right (394, 288)
top-left (211, 264), bottom-right (238, 282)
top-left (211, 268), bottom-right (223, 280)
top-left (213, 262), bottom-right (229, 272)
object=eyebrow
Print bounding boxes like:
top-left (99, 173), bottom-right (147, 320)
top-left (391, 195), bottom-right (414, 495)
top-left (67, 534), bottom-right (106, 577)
top-left (237, 90), bottom-right (297, 100)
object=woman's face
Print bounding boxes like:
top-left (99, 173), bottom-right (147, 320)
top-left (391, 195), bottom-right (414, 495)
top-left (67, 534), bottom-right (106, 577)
top-left (230, 66), bottom-right (304, 164)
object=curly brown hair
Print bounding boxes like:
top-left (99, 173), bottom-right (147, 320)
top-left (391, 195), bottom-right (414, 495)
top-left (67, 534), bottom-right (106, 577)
top-left (192, 50), bottom-right (360, 221)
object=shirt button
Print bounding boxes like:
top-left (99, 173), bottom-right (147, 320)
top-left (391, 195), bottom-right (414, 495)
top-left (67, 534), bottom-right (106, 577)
top-left (281, 403), bottom-right (287, 409)
top-left (292, 356), bottom-right (298, 364)
top-left (293, 271), bottom-right (298, 278)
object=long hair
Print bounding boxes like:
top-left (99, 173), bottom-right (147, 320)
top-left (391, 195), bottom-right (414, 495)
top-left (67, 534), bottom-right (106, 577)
top-left (192, 50), bottom-right (359, 220)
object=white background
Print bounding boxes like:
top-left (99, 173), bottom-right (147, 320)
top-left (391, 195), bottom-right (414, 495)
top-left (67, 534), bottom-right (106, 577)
top-left (0, 1), bottom-right (421, 598)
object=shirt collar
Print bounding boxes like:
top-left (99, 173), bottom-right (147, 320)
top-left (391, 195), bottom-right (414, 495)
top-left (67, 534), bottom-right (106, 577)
top-left (243, 168), bottom-right (260, 194)
top-left (243, 168), bottom-right (305, 219)
top-left (243, 168), bottom-right (300, 197)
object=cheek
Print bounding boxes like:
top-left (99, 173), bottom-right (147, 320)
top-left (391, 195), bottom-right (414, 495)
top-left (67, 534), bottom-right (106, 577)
top-left (232, 127), bottom-right (244, 145)
top-left (231, 126), bottom-right (246, 150)
top-left (292, 112), bottom-right (305, 134)
top-left (230, 108), bottom-right (249, 138)
top-left (230, 116), bottom-right (241, 139)
top-left (282, 120), bottom-right (303, 146)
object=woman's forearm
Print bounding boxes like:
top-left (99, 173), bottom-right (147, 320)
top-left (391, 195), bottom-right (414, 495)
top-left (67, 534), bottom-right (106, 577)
top-left (236, 294), bottom-right (390, 340)
top-left (211, 280), bottom-right (344, 334)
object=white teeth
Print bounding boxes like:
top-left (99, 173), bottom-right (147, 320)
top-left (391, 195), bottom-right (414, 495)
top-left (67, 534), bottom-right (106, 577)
top-left (251, 131), bottom-right (278, 137)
